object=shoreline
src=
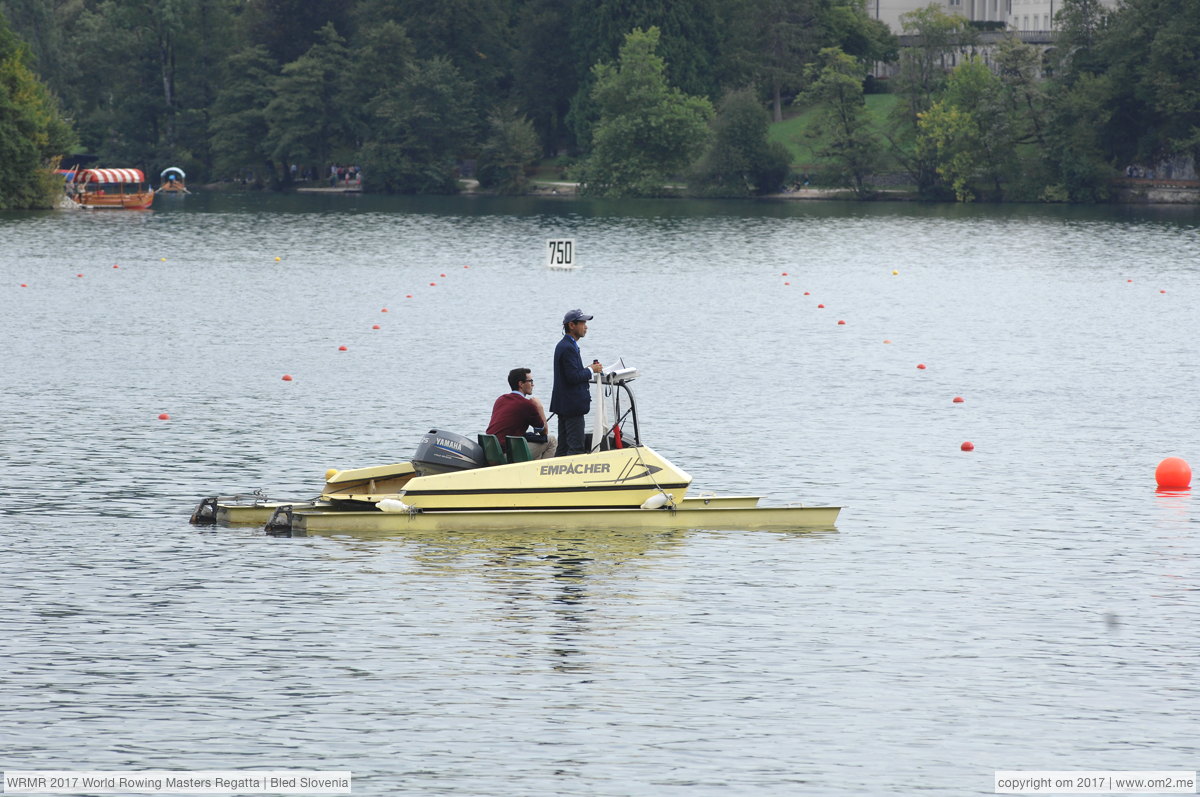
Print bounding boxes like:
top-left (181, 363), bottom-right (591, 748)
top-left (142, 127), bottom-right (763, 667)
top-left (207, 179), bottom-right (1200, 205)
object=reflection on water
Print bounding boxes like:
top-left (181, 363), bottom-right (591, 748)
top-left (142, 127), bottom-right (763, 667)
top-left (1, 194), bottom-right (1198, 795)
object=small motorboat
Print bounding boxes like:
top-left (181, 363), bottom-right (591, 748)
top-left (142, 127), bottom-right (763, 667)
top-left (66, 168), bottom-right (155, 209)
top-left (192, 367), bottom-right (841, 533)
top-left (156, 166), bottom-right (189, 194)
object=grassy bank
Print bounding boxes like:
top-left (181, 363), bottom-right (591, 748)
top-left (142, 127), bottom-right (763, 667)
top-left (768, 93), bottom-right (902, 172)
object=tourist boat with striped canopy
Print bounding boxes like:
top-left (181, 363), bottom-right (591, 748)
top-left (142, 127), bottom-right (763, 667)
top-left (66, 168), bottom-right (155, 209)
top-left (191, 366), bottom-right (842, 534)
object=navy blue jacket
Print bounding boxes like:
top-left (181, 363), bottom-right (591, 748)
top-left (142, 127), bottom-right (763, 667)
top-left (550, 334), bottom-right (592, 417)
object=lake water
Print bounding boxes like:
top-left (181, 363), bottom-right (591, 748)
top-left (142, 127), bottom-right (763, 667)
top-left (2, 193), bottom-right (1198, 796)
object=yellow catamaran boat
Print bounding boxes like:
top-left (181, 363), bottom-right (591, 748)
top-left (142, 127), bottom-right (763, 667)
top-left (191, 367), bottom-right (841, 533)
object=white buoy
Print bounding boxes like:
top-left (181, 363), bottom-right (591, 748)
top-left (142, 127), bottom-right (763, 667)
top-left (376, 498), bottom-right (411, 513)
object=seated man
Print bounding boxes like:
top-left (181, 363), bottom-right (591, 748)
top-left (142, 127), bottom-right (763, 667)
top-left (486, 368), bottom-right (557, 460)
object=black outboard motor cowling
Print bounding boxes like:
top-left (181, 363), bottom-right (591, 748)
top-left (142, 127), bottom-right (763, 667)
top-left (412, 429), bottom-right (486, 476)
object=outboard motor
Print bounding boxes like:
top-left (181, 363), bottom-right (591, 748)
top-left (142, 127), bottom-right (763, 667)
top-left (412, 429), bottom-right (487, 476)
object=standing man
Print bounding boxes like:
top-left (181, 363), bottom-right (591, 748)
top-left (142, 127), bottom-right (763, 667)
top-left (551, 309), bottom-right (603, 457)
top-left (486, 368), bottom-right (557, 460)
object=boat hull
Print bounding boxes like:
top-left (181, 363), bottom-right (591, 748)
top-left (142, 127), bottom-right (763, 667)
top-left (70, 191), bottom-right (155, 210)
top-left (199, 493), bottom-right (763, 528)
top-left (399, 445), bottom-right (692, 511)
top-left (283, 504), bottom-right (840, 534)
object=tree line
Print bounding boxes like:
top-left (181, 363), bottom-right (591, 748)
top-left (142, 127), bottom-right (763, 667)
top-left (0, 0), bottom-right (1196, 208)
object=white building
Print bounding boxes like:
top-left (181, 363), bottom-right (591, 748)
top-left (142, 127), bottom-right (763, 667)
top-left (866, 0), bottom-right (1117, 34)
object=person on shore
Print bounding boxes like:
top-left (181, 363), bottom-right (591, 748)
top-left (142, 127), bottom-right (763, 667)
top-left (551, 309), bottom-right (603, 457)
top-left (486, 368), bottom-right (556, 460)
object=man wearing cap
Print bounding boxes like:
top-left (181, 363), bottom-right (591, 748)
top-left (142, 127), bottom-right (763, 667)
top-left (551, 309), bottom-right (603, 456)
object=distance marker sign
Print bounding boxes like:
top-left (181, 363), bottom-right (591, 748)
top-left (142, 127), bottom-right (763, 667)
top-left (547, 239), bottom-right (577, 270)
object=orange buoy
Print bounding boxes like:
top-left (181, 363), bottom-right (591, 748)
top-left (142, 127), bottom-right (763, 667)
top-left (20, 283), bottom-right (27, 287)
top-left (338, 345), bottom-right (348, 351)
top-left (158, 413), bottom-right (170, 420)
top-left (382, 308), bottom-right (389, 312)
top-left (406, 294), bottom-right (413, 298)
top-left (77, 273), bottom-right (84, 278)
top-left (953, 396), bottom-right (964, 403)
top-left (113, 264), bottom-right (119, 269)
top-left (1155, 457), bottom-right (1192, 489)
top-left (961, 441), bottom-right (974, 451)
top-left (837, 320), bottom-right (846, 325)
top-left (883, 339), bottom-right (891, 344)
top-left (917, 363), bottom-right (927, 370)
top-left (282, 374), bottom-right (293, 381)
top-left (781, 271), bottom-right (789, 276)
top-left (372, 324), bottom-right (380, 330)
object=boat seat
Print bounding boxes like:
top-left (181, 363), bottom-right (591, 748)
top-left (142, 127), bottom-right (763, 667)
top-left (507, 436), bottom-right (533, 462)
top-left (477, 434), bottom-right (507, 466)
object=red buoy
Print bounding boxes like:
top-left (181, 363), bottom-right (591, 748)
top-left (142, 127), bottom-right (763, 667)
top-left (1155, 457), bottom-right (1192, 489)
top-left (406, 294), bottom-right (413, 298)
top-left (817, 304), bottom-right (825, 309)
top-left (837, 320), bottom-right (846, 325)
top-left (961, 441), bottom-right (974, 451)
top-left (781, 271), bottom-right (789, 276)
top-left (77, 273), bottom-right (84, 278)
top-left (429, 282), bottom-right (437, 286)
top-left (372, 324), bottom-right (381, 330)
top-left (338, 345), bottom-right (348, 351)
top-left (381, 308), bottom-right (389, 312)
top-left (158, 413), bottom-right (170, 420)
top-left (282, 374), bottom-right (293, 381)
top-left (440, 273), bottom-right (446, 277)
top-left (917, 363), bottom-right (927, 370)
top-left (953, 396), bottom-right (964, 403)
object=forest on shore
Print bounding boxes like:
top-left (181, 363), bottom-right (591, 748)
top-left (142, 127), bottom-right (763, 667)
top-left (1, 0), bottom-right (1197, 209)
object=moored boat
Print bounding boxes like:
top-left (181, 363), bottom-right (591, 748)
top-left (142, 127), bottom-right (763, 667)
top-left (156, 166), bottom-right (189, 193)
top-left (66, 168), bottom-right (155, 209)
top-left (192, 367), bottom-right (841, 533)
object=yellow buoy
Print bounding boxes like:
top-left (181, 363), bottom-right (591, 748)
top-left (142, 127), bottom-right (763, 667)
top-left (325, 468), bottom-right (339, 481)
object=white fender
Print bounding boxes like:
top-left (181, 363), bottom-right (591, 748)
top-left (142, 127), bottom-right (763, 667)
top-left (640, 492), bottom-right (671, 510)
top-left (376, 498), bottom-right (412, 513)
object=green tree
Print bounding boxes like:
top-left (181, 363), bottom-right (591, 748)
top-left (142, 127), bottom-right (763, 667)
top-left (916, 101), bottom-right (978, 201)
top-left (576, 27), bottom-right (714, 197)
top-left (0, 12), bottom-right (75, 209)
top-left (240, 0), bottom-right (353, 65)
top-left (264, 23), bottom-right (353, 185)
top-left (566, 0), bottom-right (722, 150)
top-left (888, 4), bottom-right (976, 194)
top-left (208, 45), bottom-right (278, 183)
top-left (800, 47), bottom-right (880, 196)
top-left (690, 87), bottom-right (791, 196)
top-left (476, 107), bottom-right (541, 194)
top-left (938, 56), bottom-right (1012, 198)
top-left (360, 56), bottom-right (477, 194)
top-left (511, 0), bottom-right (578, 155)
top-left (754, 0), bottom-right (825, 122)
top-left (1043, 73), bottom-right (1115, 200)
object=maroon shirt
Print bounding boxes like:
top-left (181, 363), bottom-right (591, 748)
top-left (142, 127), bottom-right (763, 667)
top-left (486, 393), bottom-right (543, 444)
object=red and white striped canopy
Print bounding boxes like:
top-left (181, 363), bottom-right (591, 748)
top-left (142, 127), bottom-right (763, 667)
top-left (78, 168), bottom-right (145, 183)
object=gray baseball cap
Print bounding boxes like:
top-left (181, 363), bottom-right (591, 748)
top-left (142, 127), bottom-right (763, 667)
top-left (563, 309), bottom-right (593, 324)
